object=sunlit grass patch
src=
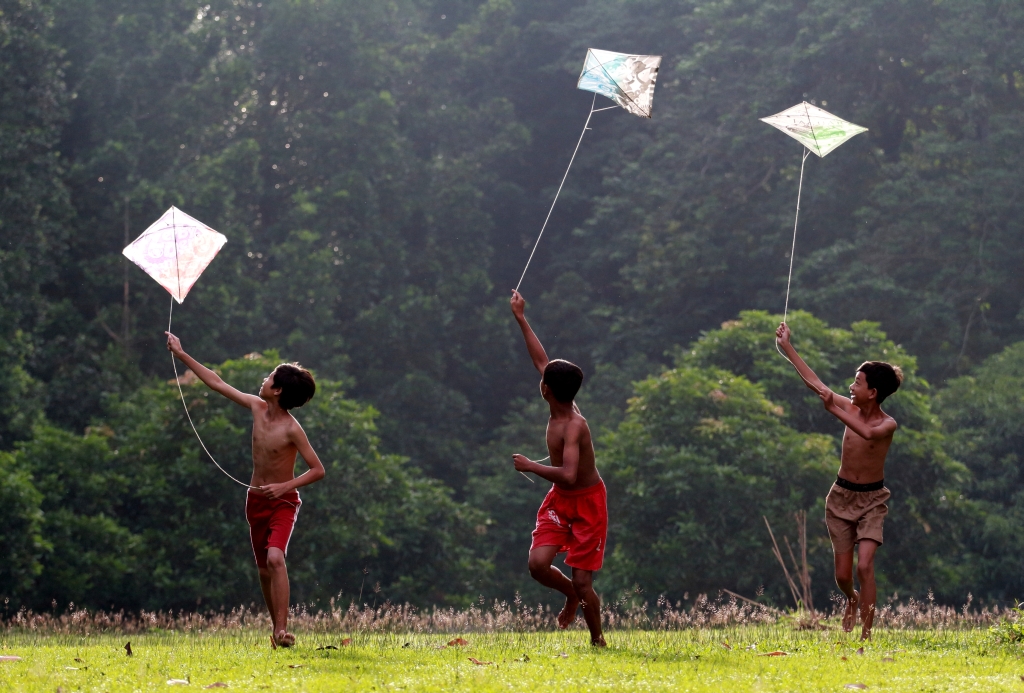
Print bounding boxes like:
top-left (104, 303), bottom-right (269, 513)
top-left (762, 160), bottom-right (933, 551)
top-left (1, 625), bottom-right (1022, 692)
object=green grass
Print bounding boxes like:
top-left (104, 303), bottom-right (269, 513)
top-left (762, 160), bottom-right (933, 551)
top-left (1, 626), bottom-right (1022, 691)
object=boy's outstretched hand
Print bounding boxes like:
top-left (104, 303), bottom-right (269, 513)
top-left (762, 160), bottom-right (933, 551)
top-left (510, 290), bottom-right (525, 320)
top-left (166, 331), bottom-right (184, 357)
top-left (776, 322), bottom-right (791, 346)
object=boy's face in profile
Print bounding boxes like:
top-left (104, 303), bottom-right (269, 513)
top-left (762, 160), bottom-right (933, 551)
top-left (849, 371), bottom-right (875, 407)
top-left (260, 367), bottom-right (282, 401)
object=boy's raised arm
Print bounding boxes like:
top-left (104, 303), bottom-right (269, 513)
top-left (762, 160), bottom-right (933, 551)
top-left (166, 332), bottom-right (261, 409)
top-left (510, 290), bottom-right (549, 374)
top-left (776, 323), bottom-right (838, 399)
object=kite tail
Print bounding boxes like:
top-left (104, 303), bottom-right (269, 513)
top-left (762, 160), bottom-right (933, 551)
top-left (168, 299), bottom-right (296, 505)
top-left (514, 92), bottom-right (599, 293)
top-left (776, 148), bottom-right (810, 366)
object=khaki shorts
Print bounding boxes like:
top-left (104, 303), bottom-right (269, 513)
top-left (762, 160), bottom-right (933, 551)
top-left (824, 483), bottom-right (890, 554)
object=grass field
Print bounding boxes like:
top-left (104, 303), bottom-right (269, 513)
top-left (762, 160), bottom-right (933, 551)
top-left (2, 624), bottom-right (1022, 692)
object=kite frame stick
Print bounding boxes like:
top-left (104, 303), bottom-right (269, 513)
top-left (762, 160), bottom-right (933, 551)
top-left (514, 92), bottom-right (598, 293)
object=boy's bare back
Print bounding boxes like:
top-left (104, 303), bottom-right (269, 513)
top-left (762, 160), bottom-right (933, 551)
top-left (545, 408), bottom-right (600, 491)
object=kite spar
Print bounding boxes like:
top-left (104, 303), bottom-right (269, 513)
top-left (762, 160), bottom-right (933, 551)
top-left (123, 207), bottom-right (254, 490)
top-left (760, 102), bottom-right (867, 362)
top-left (514, 48), bottom-right (662, 292)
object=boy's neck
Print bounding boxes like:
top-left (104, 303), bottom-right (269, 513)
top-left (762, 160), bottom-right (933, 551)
top-left (262, 397), bottom-right (289, 418)
top-left (854, 400), bottom-right (883, 418)
top-left (548, 399), bottom-right (576, 419)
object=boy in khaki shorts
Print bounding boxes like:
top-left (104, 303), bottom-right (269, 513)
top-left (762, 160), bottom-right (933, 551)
top-left (776, 323), bottom-right (902, 640)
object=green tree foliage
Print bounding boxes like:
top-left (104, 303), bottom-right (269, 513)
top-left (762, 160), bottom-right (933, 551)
top-left (936, 342), bottom-right (1024, 600)
top-left (0, 450), bottom-right (46, 600)
top-left (516, 0), bottom-right (1024, 377)
top-left (600, 364), bottom-right (837, 605)
top-left (0, 0), bottom-right (69, 448)
top-left (4, 352), bottom-right (485, 610)
top-left (1, 0), bottom-right (1023, 609)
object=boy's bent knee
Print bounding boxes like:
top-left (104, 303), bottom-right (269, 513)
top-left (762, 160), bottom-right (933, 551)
top-left (528, 560), bottom-right (549, 580)
top-left (266, 549), bottom-right (287, 571)
top-left (856, 561), bottom-right (875, 583)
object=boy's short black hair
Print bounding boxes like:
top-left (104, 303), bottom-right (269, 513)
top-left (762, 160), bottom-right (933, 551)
top-left (857, 361), bottom-right (903, 403)
top-left (272, 363), bottom-right (316, 410)
top-left (543, 359), bottom-right (584, 403)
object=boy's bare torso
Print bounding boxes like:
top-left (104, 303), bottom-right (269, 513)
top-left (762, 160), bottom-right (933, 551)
top-left (838, 409), bottom-right (894, 483)
top-left (546, 410), bottom-right (600, 491)
top-left (250, 402), bottom-right (302, 487)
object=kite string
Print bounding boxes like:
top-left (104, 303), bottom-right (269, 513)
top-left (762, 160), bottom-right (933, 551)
top-left (776, 148), bottom-right (823, 398)
top-left (514, 92), bottom-right (598, 293)
top-left (782, 147), bottom-right (810, 326)
top-left (776, 148), bottom-right (809, 364)
top-left (168, 298), bottom-right (260, 492)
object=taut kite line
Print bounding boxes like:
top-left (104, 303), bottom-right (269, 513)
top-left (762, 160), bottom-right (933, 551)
top-left (514, 48), bottom-right (662, 292)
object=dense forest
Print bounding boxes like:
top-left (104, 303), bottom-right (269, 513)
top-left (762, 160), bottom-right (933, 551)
top-left (1, 0), bottom-right (1022, 613)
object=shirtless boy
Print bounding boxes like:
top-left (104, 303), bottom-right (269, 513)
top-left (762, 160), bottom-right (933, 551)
top-left (509, 290), bottom-right (607, 647)
top-left (166, 332), bottom-right (325, 647)
top-left (776, 322), bottom-right (902, 639)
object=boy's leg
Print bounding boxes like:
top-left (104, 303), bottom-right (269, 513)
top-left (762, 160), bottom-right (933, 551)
top-left (528, 546), bottom-right (579, 628)
top-left (570, 568), bottom-right (605, 646)
top-left (833, 549), bottom-right (859, 632)
top-left (855, 540), bottom-right (879, 640)
top-left (266, 548), bottom-right (294, 646)
top-left (257, 567), bottom-right (277, 633)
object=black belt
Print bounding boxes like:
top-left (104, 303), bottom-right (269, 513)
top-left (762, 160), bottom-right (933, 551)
top-left (835, 476), bottom-right (884, 492)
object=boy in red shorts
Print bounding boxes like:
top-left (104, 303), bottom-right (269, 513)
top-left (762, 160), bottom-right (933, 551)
top-left (509, 290), bottom-right (607, 647)
top-left (166, 332), bottom-right (325, 647)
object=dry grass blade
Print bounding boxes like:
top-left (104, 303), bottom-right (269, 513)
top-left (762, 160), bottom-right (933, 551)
top-left (203, 684), bottom-right (228, 689)
top-left (468, 657), bottom-right (493, 666)
top-left (0, 656), bottom-right (22, 662)
top-left (758, 651), bottom-right (789, 656)
top-left (764, 516), bottom-right (802, 609)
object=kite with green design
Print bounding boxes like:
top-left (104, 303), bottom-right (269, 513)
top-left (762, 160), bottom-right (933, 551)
top-left (761, 102), bottom-right (868, 329)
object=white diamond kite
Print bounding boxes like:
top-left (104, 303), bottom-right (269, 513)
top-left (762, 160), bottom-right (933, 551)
top-left (122, 206), bottom-right (227, 303)
top-left (577, 48), bottom-right (662, 119)
top-left (760, 102), bottom-right (868, 158)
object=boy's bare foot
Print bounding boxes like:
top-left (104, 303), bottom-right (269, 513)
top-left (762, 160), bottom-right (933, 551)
top-left (860, 627), bottom-right (872, 641)
top-left (842, 591), bottom-right (859, 632)
top-left (557, 596), bottom-right (580, 629)
top-left (274, 631), bottom-right (296, 648)
top-left (591, 635), bottom-right (607, 647)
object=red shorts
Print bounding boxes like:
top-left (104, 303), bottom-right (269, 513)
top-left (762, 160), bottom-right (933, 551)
top-left (530, 480), bottom-right (607, 572)
top-left (245, 490), bottom-right (301, 569)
